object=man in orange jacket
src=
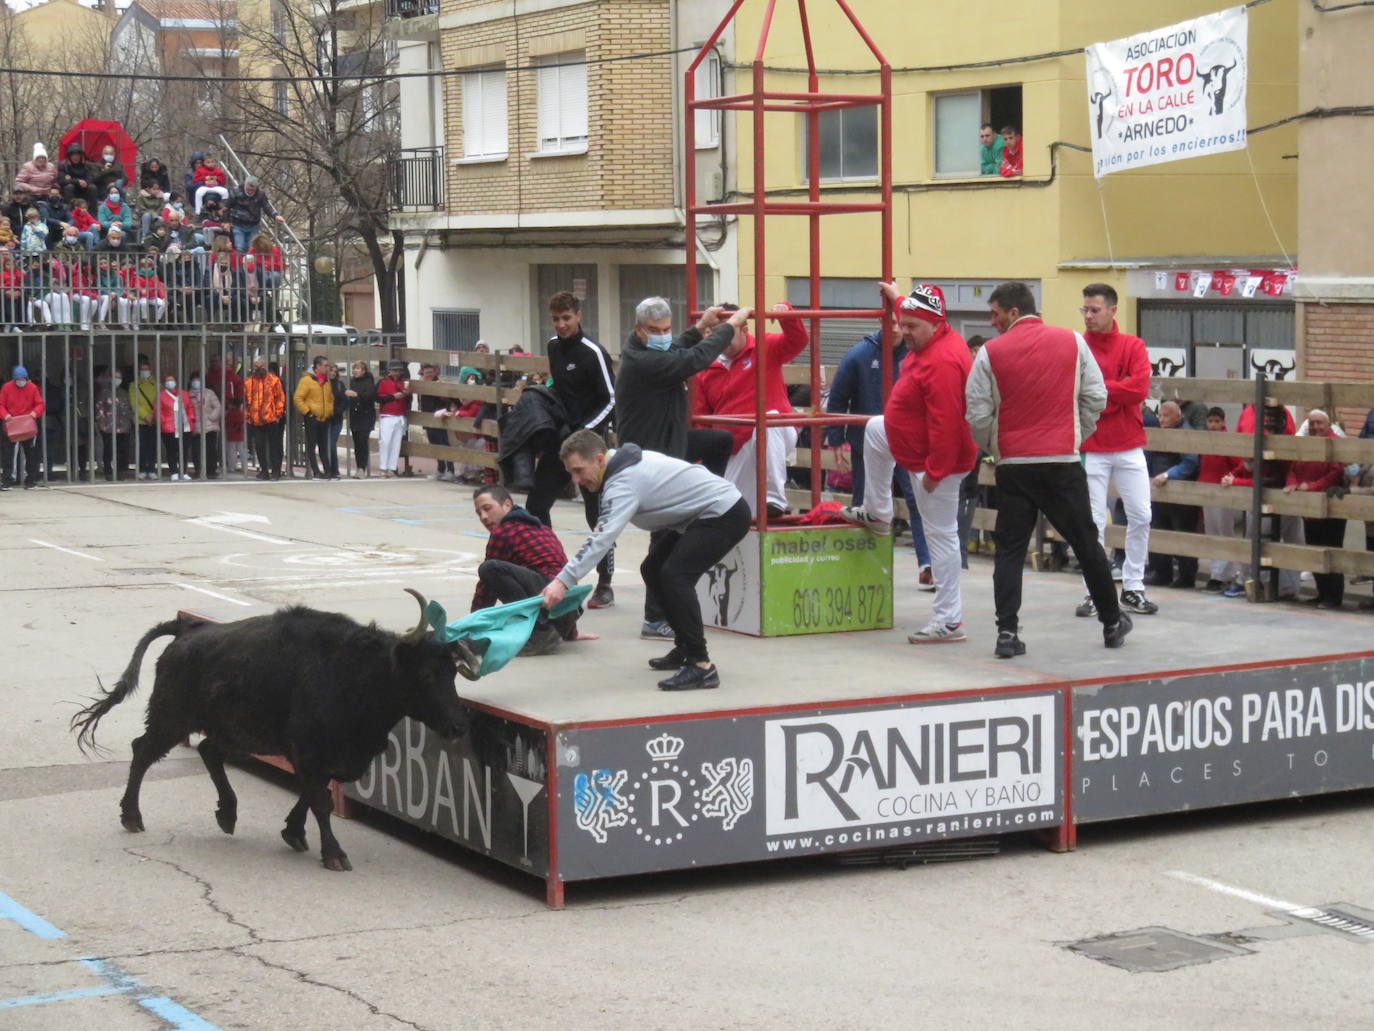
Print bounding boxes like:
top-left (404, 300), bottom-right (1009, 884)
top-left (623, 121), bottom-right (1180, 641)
top-left (244, 357), bottom-right (286, 480)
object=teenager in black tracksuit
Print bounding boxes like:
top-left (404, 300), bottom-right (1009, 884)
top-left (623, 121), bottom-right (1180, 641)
top-left (524, 291), bottom-right (616, 604)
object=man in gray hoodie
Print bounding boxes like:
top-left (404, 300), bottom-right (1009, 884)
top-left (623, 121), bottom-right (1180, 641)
top-left (540, 430), bottom-right (751, 691)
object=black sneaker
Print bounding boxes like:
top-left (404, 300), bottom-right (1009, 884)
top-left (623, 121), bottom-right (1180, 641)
top-left (1120, 589), bottom-right (1158, 614)
top-left (658, 664), bottom-right (720, 691)
top-left (588, 584), bottom-right (615, 609)
top-left (648, 648), bottom-right (687, 671)
top-left (1203, 579), bottom-right (1225, 593)
top-left (1104, 612), bottom-right (1134, 648)
top-left (994, 631), bottom-right (1025, 659)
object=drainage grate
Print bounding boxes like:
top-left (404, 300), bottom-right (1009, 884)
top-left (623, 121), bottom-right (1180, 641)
top-left (1067, 927), bottom-right (1253, 973)
top-left (1280, 904), bottom-right (1374, 942)
top-left (833, 839), bottom-right (1000, 868)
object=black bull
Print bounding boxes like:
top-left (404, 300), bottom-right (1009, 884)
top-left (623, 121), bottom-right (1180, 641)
top-left (70, 590), bottom-right (473, 872)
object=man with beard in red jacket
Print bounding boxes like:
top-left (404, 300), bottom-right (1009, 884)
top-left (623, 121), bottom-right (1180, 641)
top-left (1076, 282), bottom-right (1159, 618)
top-left (842, 282), bottom-right (976, 643)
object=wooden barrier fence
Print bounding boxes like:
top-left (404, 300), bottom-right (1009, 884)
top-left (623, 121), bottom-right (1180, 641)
top-left (391, 350), bottom-right (1374, 594)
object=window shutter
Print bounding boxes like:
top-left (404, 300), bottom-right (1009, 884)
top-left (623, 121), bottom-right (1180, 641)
top-left (482, 71), bottom-right (507, 156)
top-left (560, 58), bottom-right (588, 143)
top-left (537, 62), bottom-right (560, 147)
top-left (462, 71), bottom-right (483, 156)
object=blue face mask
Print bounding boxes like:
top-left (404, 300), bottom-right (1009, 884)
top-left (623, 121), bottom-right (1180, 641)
top-left (646, 332), bottom-right (672, 351)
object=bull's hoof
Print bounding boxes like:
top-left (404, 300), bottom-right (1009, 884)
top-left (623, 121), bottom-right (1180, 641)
top-left (215, 808), bottom-right (237, 835)
top-left (121, 814), bottom-right (145, 833)
top-left (321, 853), bottom-right (353, 872)
top-left (281, 828), bottom-right (309, 853)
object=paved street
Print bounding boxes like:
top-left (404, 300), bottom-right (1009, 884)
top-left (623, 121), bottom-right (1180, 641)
top-left (1, 479), bottom-right (1371, 1030)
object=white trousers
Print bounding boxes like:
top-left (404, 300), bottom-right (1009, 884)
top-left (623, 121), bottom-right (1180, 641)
top-left (1202, 506), bottom-right (1240, 583)
top-left (1084, 448), bottom-right (1152, 591)
top-left (377, 413), bottom-right (406, 471)
top-left (725, 421), bottom-right (797, 515)
top-left (863, 417), bottom-right (963, 624)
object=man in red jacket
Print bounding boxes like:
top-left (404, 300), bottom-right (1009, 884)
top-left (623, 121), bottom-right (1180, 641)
top-left (692, 301), bottom-right (808, 517)
top-left (965, 281), bottom-right (1131, 658)
top-left (842, 282), bottom-right (976, 643)
top-left (1077, 283), bottom-right (1159, 618)
top-left (0, 364), bottom-right (44, 489)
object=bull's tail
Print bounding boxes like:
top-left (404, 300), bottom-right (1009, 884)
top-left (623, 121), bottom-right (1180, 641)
top-left (71, 618), bottom-right (186, 756)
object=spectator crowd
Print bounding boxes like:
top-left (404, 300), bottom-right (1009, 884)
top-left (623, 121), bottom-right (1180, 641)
top-left (5, 143), bottom-right (286, 329)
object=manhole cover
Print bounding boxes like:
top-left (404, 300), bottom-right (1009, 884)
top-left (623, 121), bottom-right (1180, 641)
top-left (1067, 927), bottom-right (1253, 972)
top-left (1280, 904), bottom-right (1374, 942)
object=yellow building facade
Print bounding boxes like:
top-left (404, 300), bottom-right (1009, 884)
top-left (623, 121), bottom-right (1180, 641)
top-left (734, 0), bottom-right (1299, 368)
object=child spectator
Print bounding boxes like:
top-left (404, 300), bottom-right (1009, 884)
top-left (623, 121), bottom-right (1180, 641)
top-left (93, 254), bottom-right (130, 326)
top-left (0, 252), bottom-right (24, 326)
top-left (193, 156), bottom-right (230, 213)
top-left (98, 187), bottom-right (133, 235)
top-left (136, 182), bottom-right (166, 240)
top-left (125, 252), bottom-right (167, 324)
top-left (1222, 402), bottom-right (1301, 598)
top-left (69, 199), bottom-right (99, 250)
top-left (1198, 406), bottom-right (1244, 593)
top-left (1285, 409), bottom-right (1347, 608)
top-left (199, 196), bottom-right (225, 249)
top-left (0, 216), bottom-right (14, 250)
top-left (19, 208), bottom-right (48, 252)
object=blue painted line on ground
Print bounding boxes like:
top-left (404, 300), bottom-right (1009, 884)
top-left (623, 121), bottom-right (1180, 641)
top-left (0, 890), bottom-right (66, 938)
top-left (140, 995), bottom-right (224, 1030)
top-left (0, 984), bottom-right (124, 1009)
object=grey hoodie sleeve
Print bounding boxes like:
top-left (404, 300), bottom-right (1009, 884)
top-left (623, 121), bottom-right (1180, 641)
top-left (1075, 332), bottom-right (1107, 445)
top-left (556, 475), bottom-right (640, 586)
top-left (964, 346), bottom-right (998, 453)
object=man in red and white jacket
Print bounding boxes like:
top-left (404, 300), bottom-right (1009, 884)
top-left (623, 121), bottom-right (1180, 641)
top-left (692, 301), bottom-right (808, 516)
top-left (965, 281), bottom-right (1130, 658)
top-left (842, 282), bottom-right (976, 644)
top-left (1077, 282), bottom-right (1158, 618)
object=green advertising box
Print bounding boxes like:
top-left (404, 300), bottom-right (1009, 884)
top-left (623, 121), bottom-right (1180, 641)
top-left (697, 526), bottom-right (894, 637)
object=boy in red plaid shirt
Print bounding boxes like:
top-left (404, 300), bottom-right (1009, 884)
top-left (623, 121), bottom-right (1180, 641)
top-left (472, 485), bottom-right (595, 655)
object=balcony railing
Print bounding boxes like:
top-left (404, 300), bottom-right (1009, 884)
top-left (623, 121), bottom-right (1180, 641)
top-left (388, 146), bottom-right (444, 211)
top-left (385, 0), bottom-right (438, 18)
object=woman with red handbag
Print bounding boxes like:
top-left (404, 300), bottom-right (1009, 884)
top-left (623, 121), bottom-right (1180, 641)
top-left (0, 364), bottom-right (45, 489)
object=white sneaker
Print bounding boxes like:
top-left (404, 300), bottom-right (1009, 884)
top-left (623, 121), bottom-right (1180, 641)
top-left (908, 620), bottom-right (966, 644)
top-left (426, 472), bottom-right (442, 480)
top-left (840, 505), bottom-right (891, 536)
top-left (439, 471), bottom-right (456, 482)
top-left (171, 473), bottom-right (182, 481)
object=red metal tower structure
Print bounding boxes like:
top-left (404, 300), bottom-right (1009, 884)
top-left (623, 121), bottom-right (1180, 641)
top-left (685, 0), bottom-right (894, 527)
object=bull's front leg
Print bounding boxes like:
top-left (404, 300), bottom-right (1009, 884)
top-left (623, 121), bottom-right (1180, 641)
top-left (299, 770), bottom-right (351, 872)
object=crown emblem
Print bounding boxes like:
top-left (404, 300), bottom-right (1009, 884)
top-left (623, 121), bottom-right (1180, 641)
top-left (645, 733), bottom-right (685, 762)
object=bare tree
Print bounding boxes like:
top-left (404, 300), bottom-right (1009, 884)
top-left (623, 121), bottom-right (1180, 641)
top-left (230, 0), bottom-right (401, 330)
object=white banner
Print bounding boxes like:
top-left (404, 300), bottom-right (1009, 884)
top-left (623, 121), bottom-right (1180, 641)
top-left (764, 695), bottom-right (1058, 835)
top-left (1086, 6), bottom-right (1248, 178)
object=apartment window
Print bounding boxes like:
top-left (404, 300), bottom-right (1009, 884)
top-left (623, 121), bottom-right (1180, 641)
top-left (273, 81), bottom-right (288, 116)
top-left (694, 49), bottom-right (721, 149)
top-left (462, 68), bottom-right (508, 159)
top-left (536, 51), bottom-right (588, 155)
top-left (933, 85), bottom-right (1022, 177)
top-left (801, 105), bottom-right (877, 182)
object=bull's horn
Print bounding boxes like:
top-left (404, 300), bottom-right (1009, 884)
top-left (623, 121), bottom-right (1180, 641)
top-left (401, 588), bottom-right (429, 642)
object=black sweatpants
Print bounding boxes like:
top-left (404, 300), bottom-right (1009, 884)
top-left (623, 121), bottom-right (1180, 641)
top-left (477, 559), bottom-right (578, 637)
top-left (303, 415), bottom-right (330, 477)
top-left (525, 432), bottom-right (613, 587)
top-left (640, 497), bottom-right (751, 664)
top-left (993, 462), bottom-right (1121, 633)
top-left (1148, 502), bottom-right (1200, 583)
top-left (250, 423), bottom-right (281, 478)
top-left (351, 417), bottom-right (374, 473)
top-left (1303, 516), bottom-right (1347, 604)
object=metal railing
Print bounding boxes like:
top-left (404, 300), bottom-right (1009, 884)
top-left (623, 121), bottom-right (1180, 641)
top-left (388, 147), bottom-right (444, 211)
top-left (385, 0), bottom-right (439, 18)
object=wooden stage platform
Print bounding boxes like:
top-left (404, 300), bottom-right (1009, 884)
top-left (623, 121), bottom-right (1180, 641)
top-left (320, 561), bottom-right (1374, 907)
